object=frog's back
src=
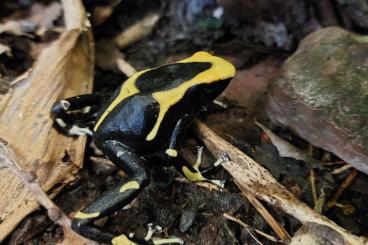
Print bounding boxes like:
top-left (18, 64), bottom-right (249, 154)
top-left (94, 61), bottom-right (210, 129)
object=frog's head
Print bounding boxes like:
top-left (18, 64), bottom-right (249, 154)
top-left (179, 51), bottom-right (235, 107)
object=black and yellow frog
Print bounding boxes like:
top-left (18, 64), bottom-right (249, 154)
top-left (51, 51), bottom-right (235, 244)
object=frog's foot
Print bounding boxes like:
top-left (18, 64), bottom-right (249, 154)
top-left (144, 223), bottom-right (162, 241)
top-left (152, 238), bottom-right (184, 245)
top-left (144, 223), bottom-right (183, 245)
top-left (55, 118), bottom-right (93, 136)
top-left (112, 234), bottom-right (141, 245)
top-left (182, 147), bottom-right (227, 188)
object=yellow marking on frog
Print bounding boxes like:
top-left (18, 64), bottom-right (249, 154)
top-left (182, 165), bottom-right (225, 187)
top-left (112, 234), bottom-right (137, 245)
top-left (120, 180), bottom-right (140, 192)
top-left (182, 166), bottom-right (207, 182)
top-left (94, 69), bottom-right (149, 131)
top-left (165, 148), bottom-right (178, 157)
top-left (146, 51), bottom-right (235, 141)
top-left (74, 211), bottom-right (100, 219)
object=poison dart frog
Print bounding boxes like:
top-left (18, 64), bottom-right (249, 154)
top-left (51, 51), bottom-right (235, 244)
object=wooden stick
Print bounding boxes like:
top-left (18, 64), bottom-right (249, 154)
top-left (309, 169), bottom-right (318, 206)
top-left (223, 213), bottom-right (263, 244)
top-left (0, 139), bottom-right (96, 245)
top-left (331, 164), bottom-right (352, 175)
top-left (327, 169), bottom-right (358, 210)
top-left (114, 13), bottom-right (160, 49)
top-left (236, 183), bottom-right (291, 242)
top-left (223, 213), bottom-right (280, 243)
top-left (193, 120), bottom-right (367, 245)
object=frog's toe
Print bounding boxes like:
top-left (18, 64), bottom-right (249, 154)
top-left (216, 153), bottom-right (231, 166)
top-left (151, 237), bottom-right (184, 245)
top-left (51, 99), bottom-right (70, 115)
top-left (111, 234), bottom-right (134, 245)
top-left (208, 179), bottom-right (225, 188)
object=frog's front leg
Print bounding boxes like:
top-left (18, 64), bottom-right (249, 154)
top-left (166, 118), bottom-right (225, 187)
top-left (165, 116), bottom-right (191, 158)
top-left (51, 94), bottom-right (105, 136)
top-left (71, 140), bottom-right (150, 245)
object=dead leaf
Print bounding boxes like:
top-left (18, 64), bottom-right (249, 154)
top-left (0, 43), bottom-right (11, 56)
top-left (255, 121), bottom-right (307, 161)
top-left (0, 0), bottom-right (94, 240)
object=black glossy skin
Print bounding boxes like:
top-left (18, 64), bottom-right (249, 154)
top-left (51, 56), bottom-right (234, 245)
top-left (94, 62), bottom-right (228, 153)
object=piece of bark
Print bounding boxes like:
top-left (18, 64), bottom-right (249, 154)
top-left (194, 120), bottom-right (368, 244)
top-left (114, 13), bottom-right (160, 49)
top-left (0, 0), bottom-right (94, 241)
top-left (266, 27), bottom-right (368, 175)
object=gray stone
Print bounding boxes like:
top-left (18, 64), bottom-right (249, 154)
top-left (266, 27), bottom-right (368, 174)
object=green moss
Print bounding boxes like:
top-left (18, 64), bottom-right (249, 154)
top-left (279, 28), bottom-right (368, 145)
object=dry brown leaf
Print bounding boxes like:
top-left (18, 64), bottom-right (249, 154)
top-left (0, 141), bottom-right (96, 245)
top-left (255, 121), bottom-right (307, 161)
top-left (0, 0), bottom-right (94, 241)
top-left (0, 43), bottom-right (11, 56)
top-left (194, 120), bottom-right (368, 245)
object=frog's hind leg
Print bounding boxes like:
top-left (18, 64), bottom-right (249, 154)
top-left (71, 140), bottom-right (150, 244)
top-left (51, 94), bottom-right (105, 136)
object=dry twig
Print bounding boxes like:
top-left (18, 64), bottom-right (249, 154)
top-left (223, 213), bottom-right (264, 245)
top-left (331, 164), bottom-right (353, 175)
top-left (237, 183), bottom-right (291, 242)
top-left (223, 213), bottom-right (280, 243)
top-left (193, 120), bottom-right (368, 245)
top-left (114, 13), bottom-right (160, 49)
top-left (327, 169), bottom-right (358, 210)
top-left (309, 169), bottom-right (318, 206)
top-left (0, 140), bottom-right (96, 245)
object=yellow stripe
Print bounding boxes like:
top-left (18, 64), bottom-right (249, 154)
top-left (120, 180), bottom-right (140, 192)
top-left (94, 69), bottom-right (149, 131)
top-left (146, 52), bottom-right (235, 141)
top-left (74, 211), bottom-right (100, 219)
top-left (165, 148), bottom-right (178, 157)
top-left (182, 166), bottom-right (206, 182)
top-left (112, 234), bottom-right (137, 245)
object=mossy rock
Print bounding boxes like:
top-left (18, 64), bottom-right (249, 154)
top-left (266, 27), bottom-right (368, 174)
